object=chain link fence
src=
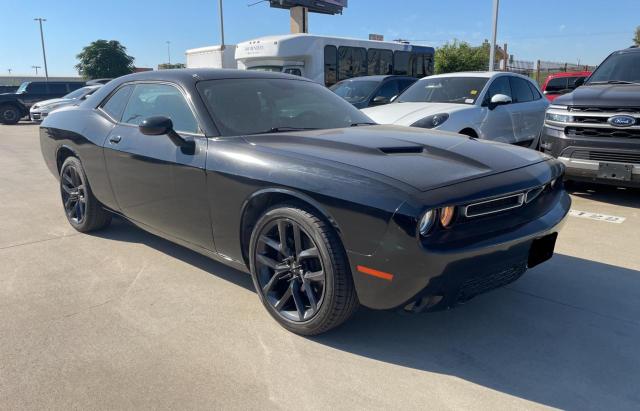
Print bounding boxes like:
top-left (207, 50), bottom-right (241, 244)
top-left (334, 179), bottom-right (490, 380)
top-left (500, 59), bottom-right (597, 85)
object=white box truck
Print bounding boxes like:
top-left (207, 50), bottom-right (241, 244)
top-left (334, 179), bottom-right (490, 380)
top-left (185, 45), bottom-right (237, 69)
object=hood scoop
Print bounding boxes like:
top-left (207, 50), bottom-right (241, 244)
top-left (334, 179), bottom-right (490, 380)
top-left (379, 146), bottom-right (424, 155)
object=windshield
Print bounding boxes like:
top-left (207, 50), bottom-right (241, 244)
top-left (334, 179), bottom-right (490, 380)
top-left (330, 80), bottom-right (379, 103)
top-left (64, 86), bottom-right (92, 99)
top-left (587, 51), bottom-right (640, 84)
top-left (197, 78), bottom-right (373, 136)
top-left (248, 66), bottom-right (283, 73)
top-left (398, 77), bottom-right (489, 104)
top-left (16, 82), bottom-right (28, 94)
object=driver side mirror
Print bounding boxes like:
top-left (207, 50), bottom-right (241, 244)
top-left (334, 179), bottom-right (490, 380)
top-left (489, 93), bottom-right (512, 108)
top-left (371, 95), bottom-right (390, 106)
top-left (139, 116), bottom-right (194, 151)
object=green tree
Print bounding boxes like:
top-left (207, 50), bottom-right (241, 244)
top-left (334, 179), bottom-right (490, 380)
top-left (75, 40), bottom-right (135, 79)
top-left (634, 26), bottom-right (640, 46)
top-left (434, 40), bottom-right (490, 74)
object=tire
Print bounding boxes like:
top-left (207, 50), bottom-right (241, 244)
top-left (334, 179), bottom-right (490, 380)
top-left (249, 204), bottom-right (359, 335)
top-left (59, 157), bottom-right (112, 232)
top-left (0, 104), bottom-right (21, 125)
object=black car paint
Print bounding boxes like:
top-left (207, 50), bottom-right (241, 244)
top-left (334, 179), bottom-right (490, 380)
top-left (40, 69), bottom-right (569, 311)
top-left (331, 75), bottom-right (417, 109)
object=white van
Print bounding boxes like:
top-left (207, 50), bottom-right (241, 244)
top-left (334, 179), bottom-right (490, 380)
top-left (186, 45), bottom-right (237, 69)
top-left (235, 34), bottom-right (434, 86)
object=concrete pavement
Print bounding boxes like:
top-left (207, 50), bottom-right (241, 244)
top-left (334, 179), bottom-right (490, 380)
top-left (1, 124), bottom-right (639, 410)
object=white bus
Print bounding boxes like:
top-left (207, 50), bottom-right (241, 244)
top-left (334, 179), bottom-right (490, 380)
top-left (235, 34), bottom-right (434, 86)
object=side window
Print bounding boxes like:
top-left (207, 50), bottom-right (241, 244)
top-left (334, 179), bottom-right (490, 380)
top-left (510, 77), bottom-right (534, 103)
top-left (393, 51), bottom-right (410, 75)
top-left (101, 85), bottom-right (134, 121)
top-left (409, 53), bottom-right (427, 77)
top-left (338, 46), bottom-right (367, 80)
top-left (324, 45), bottom-right (337, 86)
top-left (566, 76), bottom-right (582, 90)
top-left (367, 49), bottom-right (393, 76)
top-left (545, 77), bottom-right (568, 93)
top-left (485, 76), bottom-right (512, 103)
top-left (121, 83), bottom-right (199, 134)
top-left (26, 83), bottom-right (47, 94)
top-left (528, 81), bottom-right (543, 100)
top-left (398, 79), bottom-right (416, 93)
top-left (48, 83), bottom-right (67, 94)
top-left (374, 80), bottom-right (400, 100)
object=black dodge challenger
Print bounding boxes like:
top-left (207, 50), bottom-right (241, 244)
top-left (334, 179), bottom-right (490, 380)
top-left (40, 69), bottom-right (570, 335)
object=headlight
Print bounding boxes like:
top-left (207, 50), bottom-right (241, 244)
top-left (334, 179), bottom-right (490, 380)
top-left (411, 113), bottom-right (449, 129)
top-left (545, 112), bottom-right (573, 123)
top-left (418, 210), bottom-right (436, 236)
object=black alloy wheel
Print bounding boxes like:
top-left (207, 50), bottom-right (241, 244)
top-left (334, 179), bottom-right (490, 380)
top-left (59, 157), bottom-right (112, 232)
top-left (249, 204), bottom-right (359, 335)
top-left (61, 164), bottom-right (87, 224)
top-left (254, 218), bottom-right (326, 322)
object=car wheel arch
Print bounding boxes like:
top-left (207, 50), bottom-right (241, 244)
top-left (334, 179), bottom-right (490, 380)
top-left (55, 145), bottom-right (79, 174)
top-left (239, 188), bottom-right (343, 266)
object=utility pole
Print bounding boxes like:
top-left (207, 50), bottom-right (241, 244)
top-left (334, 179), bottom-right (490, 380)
top-left (166, 41), bottom-right (171, 64)
top-left (7, 68), bottom-right (12, 75)
top-left (488, 0), bottom-right (499, 71)
top-left (34, 18), bottom-right (49, 81)
top-left (218, 0), bottom-right (225, 50)
top-left (32, 65), bottom-right (41, 75)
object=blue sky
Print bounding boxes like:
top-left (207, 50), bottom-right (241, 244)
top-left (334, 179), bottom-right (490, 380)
top-left (1, 0), bottom-right (638, 76)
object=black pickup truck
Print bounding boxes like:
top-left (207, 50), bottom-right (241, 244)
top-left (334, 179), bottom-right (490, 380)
top-left (0, 81), bottom-right (84, 125)
top-left (541, 46), bottom-right (640, 188)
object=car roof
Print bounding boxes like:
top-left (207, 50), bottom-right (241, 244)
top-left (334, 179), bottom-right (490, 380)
top-left (336, 75), bottom-right (415, 82)
top-left (546, 71), bottom-right (592, 79)
top-left (114, 68), bottom-right (314, 85)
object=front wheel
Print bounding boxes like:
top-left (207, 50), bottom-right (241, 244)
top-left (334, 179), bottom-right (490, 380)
top-left (0, 104), bottom-right (21, 125)
top-left (249, 204), bottom-right (358, 335)
top-left (60, 157), bottom-right (112, 232)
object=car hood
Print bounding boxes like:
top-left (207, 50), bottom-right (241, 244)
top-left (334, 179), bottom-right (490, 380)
top-left (362, 102), bottom-right (473, 125)
top-left (554, 84), bottom-right (640, 107)
top-left (243, 125), bottom-right (546, 192)
top-left (32, 98), bottom-right (70, 108)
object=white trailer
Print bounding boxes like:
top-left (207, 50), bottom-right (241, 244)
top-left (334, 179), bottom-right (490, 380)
top-left (185, 45), bottom-right (237, 69)
top-left (235, 33), bottom-right (434, 87)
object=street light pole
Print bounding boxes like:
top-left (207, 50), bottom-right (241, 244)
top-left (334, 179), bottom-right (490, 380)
top-left (488, 0), bottom-right (499, 71)
top-left (218, 0), bottom-right (225, 50)
top-left (34, 18), bottom-right (49, 81)
top-left (32, 65), bottom-right (41, 75)
top-left (166, 41), bottom-right (171, 64)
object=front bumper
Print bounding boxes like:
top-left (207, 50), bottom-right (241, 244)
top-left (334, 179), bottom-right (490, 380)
top-left (347, 162), bottom-right (571, 311)
top-left (29, 110), bottom-right (48, 122)
top-left (541, 125), bottom-right (640, 188)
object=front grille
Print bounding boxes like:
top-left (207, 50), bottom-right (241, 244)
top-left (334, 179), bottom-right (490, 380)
top-left (572, 150), bottom-right (640, 164)
top-left (456, 263), bottom-right (527, 303)
top-left (566, 127), bottom-right (640, 138)
top-left (463, 193), bottom-right (524, 218)
top-left (572, 116), bottom-right (610, 124)
top-left (569, 106), bottom-right (640, 114)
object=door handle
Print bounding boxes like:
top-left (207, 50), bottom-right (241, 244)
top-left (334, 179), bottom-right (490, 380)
top-left (109, 135), bottom-right (122, 144)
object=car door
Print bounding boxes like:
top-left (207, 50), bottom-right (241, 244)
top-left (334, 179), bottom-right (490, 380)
top-left (21, 83), bottom-right (49, 109)
top-left (509, 76), bottom-right (545, 145)
top-left (102, 82), bottom-right (214, 251)
top-left (478, 75), bottom-right (516, 143)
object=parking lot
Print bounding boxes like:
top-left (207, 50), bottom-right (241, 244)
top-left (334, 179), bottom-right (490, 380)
top-left (1, 123), bottom-right (639, 410)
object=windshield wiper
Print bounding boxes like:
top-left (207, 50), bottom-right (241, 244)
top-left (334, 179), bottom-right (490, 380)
top-left (248, 127), bottom-right (319, 135)
top-left (589, 80), bottom-right (640, 85)
top-left (350, 122), bottom-right (377, 127)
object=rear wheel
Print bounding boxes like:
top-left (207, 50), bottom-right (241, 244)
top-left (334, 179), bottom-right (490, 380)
top-left (60, 157), bottom-right (111, 232)
top-left (249, 204), bottom-right (358, 335)
top-left (0, 104), bottom-right (21, 125)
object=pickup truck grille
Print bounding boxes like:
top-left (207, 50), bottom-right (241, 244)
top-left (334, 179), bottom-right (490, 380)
top-left (571, 150), bottom-right (640, 164)
top-left (565, 127), bottom-right (640, 139)
top-left (569, 106), bottom-right (640, 114)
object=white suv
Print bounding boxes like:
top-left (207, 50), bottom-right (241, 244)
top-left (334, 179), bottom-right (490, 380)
top-left (362, 71), bottom-right (549, 148)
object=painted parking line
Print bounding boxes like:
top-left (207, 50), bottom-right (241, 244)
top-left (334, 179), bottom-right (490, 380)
top-left (569, 209), bottom-right (626, 224)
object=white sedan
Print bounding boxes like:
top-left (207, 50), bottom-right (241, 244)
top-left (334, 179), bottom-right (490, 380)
top-left (362, 72), bottom-right (549, 148)
top-left (30, 85), bottom-right (102, 122)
